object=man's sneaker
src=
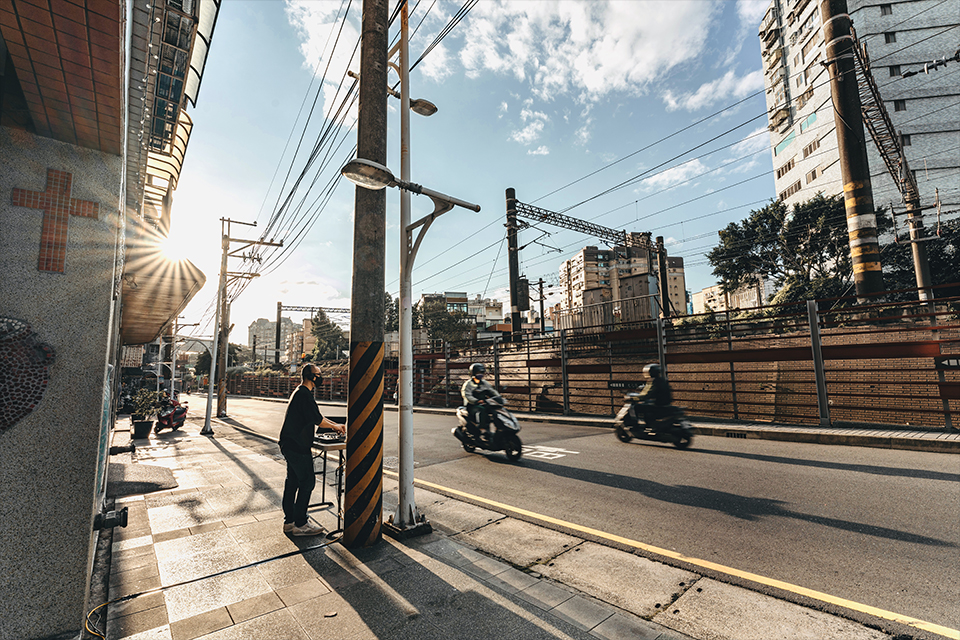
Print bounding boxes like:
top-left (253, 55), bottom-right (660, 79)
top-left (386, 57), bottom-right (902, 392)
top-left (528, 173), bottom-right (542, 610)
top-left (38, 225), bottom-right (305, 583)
top-left (291, 520), bottom-right (325, 537)
top-left (283, 522), bottom-right (294, 533)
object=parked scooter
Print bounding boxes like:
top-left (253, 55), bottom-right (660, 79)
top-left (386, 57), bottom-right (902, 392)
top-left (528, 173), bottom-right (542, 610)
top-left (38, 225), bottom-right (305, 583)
top-left (154, 394), bottom-right (187, 433)
top-left (453, 397), bottom-right (523, 461)
top-left (614, 392), bottom-right (693, 449)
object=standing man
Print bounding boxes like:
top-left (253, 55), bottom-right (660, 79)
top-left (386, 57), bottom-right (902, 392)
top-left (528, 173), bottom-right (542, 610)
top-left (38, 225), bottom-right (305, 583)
top-left (280, 363), bottom-right (345, 536)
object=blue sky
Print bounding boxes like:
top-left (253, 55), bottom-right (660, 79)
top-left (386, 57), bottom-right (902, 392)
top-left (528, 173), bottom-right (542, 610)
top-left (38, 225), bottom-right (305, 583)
top-left (169, 0), bottom-right (775, 345)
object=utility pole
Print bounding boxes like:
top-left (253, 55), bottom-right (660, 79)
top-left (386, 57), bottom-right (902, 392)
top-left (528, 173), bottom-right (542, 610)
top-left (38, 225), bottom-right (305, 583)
top-left (820, 0), bottom-right (884, 299)
top-left (202, 219), bottom-right (281, 435)
top-left (505, 188), bottom-right (522, 342)
top-left (343, 0), bottom-right (388, 549)
top-left (656, 236), bottom-right (670, 319)
top-left (274, 301), bottom-right (282, 365)
top-left (537, 278), bottom-right (546, 334)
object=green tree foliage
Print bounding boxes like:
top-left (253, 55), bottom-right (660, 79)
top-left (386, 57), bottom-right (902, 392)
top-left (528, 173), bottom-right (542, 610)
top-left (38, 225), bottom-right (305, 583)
top-left (309, 309), bottom-right (347, 361)
top-left (194, 343), bottom-right (243, 376)
top-left (384, 291), bottom-right (400, 333)
top-left (707, 194), bottom-right (891, 305)
top-left (416, 298), bottom-right (472, 343)
top-left (883, 218), bottom-right (960, 299)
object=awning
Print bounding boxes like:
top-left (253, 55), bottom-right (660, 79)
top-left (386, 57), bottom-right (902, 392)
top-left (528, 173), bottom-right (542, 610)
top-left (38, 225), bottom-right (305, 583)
top-left (120, 243), bottom-right (206, 346)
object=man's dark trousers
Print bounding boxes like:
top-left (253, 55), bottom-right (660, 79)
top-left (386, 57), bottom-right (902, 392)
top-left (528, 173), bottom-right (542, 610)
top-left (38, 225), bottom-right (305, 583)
top-left (280, 443), bottom-right (315, 527)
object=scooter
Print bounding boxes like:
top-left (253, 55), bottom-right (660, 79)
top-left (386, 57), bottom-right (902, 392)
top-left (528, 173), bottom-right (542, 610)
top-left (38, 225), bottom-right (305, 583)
top-left (614, 393), bottom-right (693, 449)
top-left (453, 397), bottom-right (523, 461)
top-left (154, 395), bottom-right (187, 433)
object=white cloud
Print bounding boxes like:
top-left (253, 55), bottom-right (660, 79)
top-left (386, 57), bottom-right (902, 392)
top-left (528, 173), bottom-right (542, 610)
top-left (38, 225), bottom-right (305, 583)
top-left (459, 1), bottom-right (720, 102)
top-left (731, 127), bottom-right (770, 156)
top-left (737, 0), bottom-right (769, 28)
top-left (510, 107), bottom-right (550, 145)
top-left (661, 69), bottom-right (764, 111)
top-left (528, 146), bottom-right (550, 156)
top-left (639, 159), bottom-right (708, 191)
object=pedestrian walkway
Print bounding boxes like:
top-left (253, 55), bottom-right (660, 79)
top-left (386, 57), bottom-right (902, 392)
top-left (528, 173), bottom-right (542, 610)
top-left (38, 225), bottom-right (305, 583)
top-left (91, 415), bottom-right (937, 640)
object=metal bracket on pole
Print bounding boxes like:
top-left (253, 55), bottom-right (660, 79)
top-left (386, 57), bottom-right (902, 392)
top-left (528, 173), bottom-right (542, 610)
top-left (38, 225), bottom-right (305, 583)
top-left (807, 300), bottom-right (831, 427)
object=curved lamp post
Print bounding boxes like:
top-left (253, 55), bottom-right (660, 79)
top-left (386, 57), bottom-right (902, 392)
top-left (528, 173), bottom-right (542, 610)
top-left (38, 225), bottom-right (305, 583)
top-left (341, 157), bottom-right (479, 535)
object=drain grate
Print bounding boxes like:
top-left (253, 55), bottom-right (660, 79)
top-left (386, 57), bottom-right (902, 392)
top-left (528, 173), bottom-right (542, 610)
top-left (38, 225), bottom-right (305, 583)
top-left (725, 432), bottom-right (747, 439)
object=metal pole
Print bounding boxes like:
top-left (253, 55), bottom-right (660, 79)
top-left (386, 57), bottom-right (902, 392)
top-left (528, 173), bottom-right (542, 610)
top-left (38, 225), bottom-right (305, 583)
top-left (274, 301), bottom-right (282, 365)
top-left (202, 232), bottom-right (228, 435)
top-left (807, 300), bottom-right (831, 427)
top-left (394, 1), bottom-right (426, 534)
top-left (656, 236), bottom-right (670, 319)
top-left (217, 302), bottom-right (229, 416)
top-left (538, 278), bottom-right (545, 334)
top-left (506, 188), bottom-right (522, 342)
top-left (560, 328), bottom-right (569, 415)
top-left (344, 0), bottom-right (388, 549)
top-left (169, 320), bottom-right (177, 397)
top-left (820, 0), bottom-right (884, 298)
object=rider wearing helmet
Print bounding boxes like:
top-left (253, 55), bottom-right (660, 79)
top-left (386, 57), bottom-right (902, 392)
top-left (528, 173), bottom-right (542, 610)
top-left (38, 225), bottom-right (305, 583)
top-left (636, 363), bottom-right (673, 428)
top-left (461, 363), bottom-right (501, 439)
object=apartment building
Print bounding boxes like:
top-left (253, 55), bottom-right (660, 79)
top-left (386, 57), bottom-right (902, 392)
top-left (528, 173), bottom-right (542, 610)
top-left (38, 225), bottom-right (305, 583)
top-left (247, 317), bottom-right (296, 355)
top-left (692, 277), bottom-right (778, 315)
top-left (760, 0), bottom-right (958, 221)
top-left (558, 233), bottom-right (686, 320)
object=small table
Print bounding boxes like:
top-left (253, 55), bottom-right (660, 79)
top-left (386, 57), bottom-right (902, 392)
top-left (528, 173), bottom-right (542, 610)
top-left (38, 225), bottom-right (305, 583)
top-left (310, 437), bottom-right (346, 536)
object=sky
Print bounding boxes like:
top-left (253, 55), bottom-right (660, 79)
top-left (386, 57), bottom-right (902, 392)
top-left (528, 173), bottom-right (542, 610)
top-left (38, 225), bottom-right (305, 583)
top-left (168, 0), bottom-right (777, 347)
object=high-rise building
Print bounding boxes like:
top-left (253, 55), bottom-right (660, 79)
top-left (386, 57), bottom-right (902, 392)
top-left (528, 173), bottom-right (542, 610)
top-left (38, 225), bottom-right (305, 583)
top-left (558, 233), bottom-right (686, 320)
top-left (760, 0), bottom-right (958, 217)
top-left (247, 317), bottom-right (296, 359)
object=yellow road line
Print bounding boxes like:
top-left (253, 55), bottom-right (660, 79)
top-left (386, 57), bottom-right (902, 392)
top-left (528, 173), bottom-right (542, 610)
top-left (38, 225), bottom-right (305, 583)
top-left (387, 471), bottom-right (959, 639)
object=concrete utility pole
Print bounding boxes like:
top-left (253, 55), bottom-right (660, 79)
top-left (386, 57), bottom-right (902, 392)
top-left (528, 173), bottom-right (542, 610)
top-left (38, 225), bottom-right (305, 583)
top-left (343, 0), bottom-right (388, 549)
top-left (505, 188), bottom-right (522, 342)
top-left (274, 301), bottom-right (282, 365)
top-left (820, 0), bottom-right (884, 299)
top-left (656, 236), bottom-right (670, 319)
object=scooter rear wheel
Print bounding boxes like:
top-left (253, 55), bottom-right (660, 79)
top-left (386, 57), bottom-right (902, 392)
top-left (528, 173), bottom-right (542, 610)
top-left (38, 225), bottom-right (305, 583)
top-left (504, 434), bottom-right (522, 461)
top-left (615, 423), bottom-right (632, 442)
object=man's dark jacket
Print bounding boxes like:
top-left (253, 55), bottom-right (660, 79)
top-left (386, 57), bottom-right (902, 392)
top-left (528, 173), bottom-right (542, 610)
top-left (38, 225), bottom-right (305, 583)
top-left (279, 385), bottom-right (324, 454)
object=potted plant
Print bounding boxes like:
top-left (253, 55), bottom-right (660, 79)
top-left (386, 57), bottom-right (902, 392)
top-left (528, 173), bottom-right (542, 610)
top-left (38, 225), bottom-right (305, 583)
top-left (130, 389), bottom-right (160, 439)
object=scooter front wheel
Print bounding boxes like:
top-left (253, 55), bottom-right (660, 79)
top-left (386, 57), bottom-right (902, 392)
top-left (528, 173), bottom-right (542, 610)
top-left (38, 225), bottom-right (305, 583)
top-left (462, 441), bottom-right (476, 453)
top-left (504, 434), bottom-right (522, 461)
top-left (615, 423), bottom-right (633, 442)
top-left (672, 420), bottom-right (693, 449)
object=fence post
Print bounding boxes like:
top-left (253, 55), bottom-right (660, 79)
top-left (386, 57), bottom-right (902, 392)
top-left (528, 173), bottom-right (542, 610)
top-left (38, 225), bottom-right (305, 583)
top-left (561, 329), bottom-right (570, 415)
top-left (444, 341), bottom-right (450, 408)
top-left (727, 314), bottom-right (739, 420)
top-left (493, 338), bottom-right (501, 391)
top-left (807, 300), bottom-right (831, 427)
top-left (526, 336), bottom-right (532, 412)
top-left (656, 317), bottom-right (667, 379)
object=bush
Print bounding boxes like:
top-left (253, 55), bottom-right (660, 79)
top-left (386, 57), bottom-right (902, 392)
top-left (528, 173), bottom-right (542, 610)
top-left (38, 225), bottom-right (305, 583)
top-left (130, 389), bottom-right (160, 419)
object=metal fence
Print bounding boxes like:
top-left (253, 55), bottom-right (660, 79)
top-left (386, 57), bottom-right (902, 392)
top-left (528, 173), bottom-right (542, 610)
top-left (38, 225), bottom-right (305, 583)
top-left (228, 293), bottom-right (959, 430)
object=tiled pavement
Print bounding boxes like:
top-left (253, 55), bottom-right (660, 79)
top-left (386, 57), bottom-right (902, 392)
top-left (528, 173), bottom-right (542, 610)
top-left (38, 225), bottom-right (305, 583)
top-left (101, 422), bottom-right (692, 640)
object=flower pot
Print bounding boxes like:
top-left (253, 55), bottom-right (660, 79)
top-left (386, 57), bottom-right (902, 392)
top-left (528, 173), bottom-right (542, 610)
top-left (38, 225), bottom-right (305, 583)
top-left (132, 419), bottom-right (153, 439)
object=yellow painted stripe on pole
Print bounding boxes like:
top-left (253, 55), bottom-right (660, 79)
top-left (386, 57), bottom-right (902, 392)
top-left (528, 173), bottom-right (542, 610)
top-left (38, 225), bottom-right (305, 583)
top-left (393, 473), bottom-right (959, 640)
top-left (352, 343), bottom-right (381, 393)
top-left (347, 421), bottom-right (382, 492)
top-left (853, 262), bottom-right (882, 273)
top-left (850, 245), bottom-right (880, 257)
top-left (348, 458), bottom-right (383, 511)
top-left (354, 377), bottom-right (383, 432)
top-left (845, 197), bottom-right (874, 209)
top-left (843, 181), bottom-right (867, 192)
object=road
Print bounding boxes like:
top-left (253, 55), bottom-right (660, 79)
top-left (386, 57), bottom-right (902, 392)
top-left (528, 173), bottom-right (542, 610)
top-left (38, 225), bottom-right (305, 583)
top-left (185, 393), bottom-right (960, 631)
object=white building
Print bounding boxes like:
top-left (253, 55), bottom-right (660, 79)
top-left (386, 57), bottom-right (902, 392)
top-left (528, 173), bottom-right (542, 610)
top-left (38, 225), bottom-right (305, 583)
top-left (760, 0), bottom-right (958, 220)
top-left (692, 277), bottom-right (778, 315)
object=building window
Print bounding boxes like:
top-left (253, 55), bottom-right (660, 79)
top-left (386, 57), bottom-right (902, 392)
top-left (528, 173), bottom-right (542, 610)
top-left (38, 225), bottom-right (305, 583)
top-left (884, 32), bottom-right (896, 44)
top-left (880, 4), bottom-right (893, 15)
top-left (800, 112), bottom-right (817, 132)
top-left (776, 157), bottom-right (796, 179)
top-left (779, 180), bottom-right (802, 201)
top-left (775, 131), bottom-right (796, 156)
top-left (889, 65), bottom-right (900, 77)
top-left (802, 137), bottom-right (820, 159)
top-left (894, 99), bottom-right (906, 111)
top-left (901, 134), bottom-right (912, 146)
top-left (806, 167), bottom-right (820, 184)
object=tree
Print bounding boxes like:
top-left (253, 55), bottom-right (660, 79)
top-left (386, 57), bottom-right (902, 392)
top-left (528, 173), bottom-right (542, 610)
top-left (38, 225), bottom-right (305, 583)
top-left (384, 291), bottom-right (399, 332)
top-left (416, 298), bottom-right (472, 343)
top-left (194, 343), bottom-right (243, 376)
top-left (883, 218), bottom-right (960, 299)
top-left (707, 194), bottom-right (891, 305)
top-left (310, 309), bottom-right (347, 361)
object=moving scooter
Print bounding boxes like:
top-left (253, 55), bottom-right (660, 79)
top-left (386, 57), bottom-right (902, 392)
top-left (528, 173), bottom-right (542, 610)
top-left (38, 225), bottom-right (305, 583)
top-left (453, 397), bottom-right (523, 461)
top-left (154, 395), bottom-right (187, 433)
top-left (614, 392), bottom-right (693, 449)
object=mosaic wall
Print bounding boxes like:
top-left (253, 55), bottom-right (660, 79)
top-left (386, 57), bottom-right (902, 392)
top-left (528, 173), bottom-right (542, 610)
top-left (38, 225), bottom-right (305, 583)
top-left (0, 317), bottom-right (55, 434)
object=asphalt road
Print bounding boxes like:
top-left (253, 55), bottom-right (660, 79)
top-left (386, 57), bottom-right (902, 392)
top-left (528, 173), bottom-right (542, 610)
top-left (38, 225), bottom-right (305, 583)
top-left (187, 393), bottom-right (960, 631)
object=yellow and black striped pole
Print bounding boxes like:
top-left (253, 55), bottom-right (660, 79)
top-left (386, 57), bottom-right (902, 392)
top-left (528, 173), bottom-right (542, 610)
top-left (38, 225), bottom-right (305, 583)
top-left (343, 0), bottom-right (388, 548)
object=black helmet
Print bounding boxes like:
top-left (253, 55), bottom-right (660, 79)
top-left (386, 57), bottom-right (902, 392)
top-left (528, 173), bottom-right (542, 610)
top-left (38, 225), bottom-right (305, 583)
top-left (469, 363), bottom-right (486, 377)
top-left (643, 363), bottom-right (662, 378)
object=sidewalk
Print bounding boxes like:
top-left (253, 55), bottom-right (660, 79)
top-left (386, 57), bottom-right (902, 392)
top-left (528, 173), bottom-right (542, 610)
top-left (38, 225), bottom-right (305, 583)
top-left (92, 417), bottom-right (935, 640)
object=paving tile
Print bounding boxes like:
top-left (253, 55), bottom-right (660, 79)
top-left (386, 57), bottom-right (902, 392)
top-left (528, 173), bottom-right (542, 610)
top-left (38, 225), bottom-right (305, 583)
top-left (105, 600), bottom-right (169, 639)
top-left (190, 607), bottom-right (311, 640)
top-left (460, 554), bottom-right (513, 582)
top-left (111, 550), bottom-right (158, 576)
top-left (549, 594), bottom-right (614, 632)
top-left (591, 612), bottom-right (668, 640)
top-left (188, 521), bottom-right (226, 535)
top-left (225, 590), bottom-right (284, 624)
top-left (161, 565), bottom-right (273, 624)
top-left (114, 534), bottom-right (154, 552)
top-left (276, 577), bottom-right (332, 607)
top-left (112, 625), bottom-right (172, 640)
top-left (109, 561), bottom-right (159, 589)
top-left (481, 565), bottom-right (541, 595)
top-left (168, 606), bottom-right (232, 640)
top-left (109, 573), bottom-right (162, 600)
top-left (222, 514), bottom-right (258, 528)
top-left (516, 579), bottom-right (575, 611)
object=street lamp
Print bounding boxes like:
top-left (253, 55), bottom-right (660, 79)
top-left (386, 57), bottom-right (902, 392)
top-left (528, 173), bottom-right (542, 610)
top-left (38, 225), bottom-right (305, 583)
top-left (341, 163), bottom-right (479, 539)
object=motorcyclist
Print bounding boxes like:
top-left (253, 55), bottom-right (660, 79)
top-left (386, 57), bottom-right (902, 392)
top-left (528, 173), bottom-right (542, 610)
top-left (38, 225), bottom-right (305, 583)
top-left (636, 363), bottom-right (672, 430)
top-left (461, 363), bottom-right (502, 440)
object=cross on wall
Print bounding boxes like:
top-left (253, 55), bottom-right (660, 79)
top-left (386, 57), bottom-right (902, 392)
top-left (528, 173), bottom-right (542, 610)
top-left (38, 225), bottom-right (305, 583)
top-left (11, 169), bottom-right (100, 273)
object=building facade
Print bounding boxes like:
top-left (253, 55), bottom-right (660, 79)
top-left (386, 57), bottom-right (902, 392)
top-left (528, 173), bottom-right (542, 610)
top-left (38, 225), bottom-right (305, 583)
top-left (760, 0), bottom-right (958, 220)
top-left (0, 0), bottom-right (218, 636)
top-left (692, 277), bottom-right (778, 315)
top-left (248, 316), bottom-right (295, 359)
